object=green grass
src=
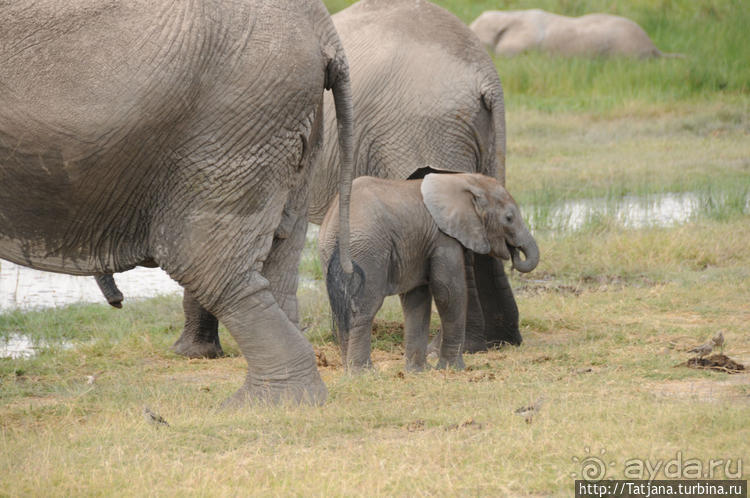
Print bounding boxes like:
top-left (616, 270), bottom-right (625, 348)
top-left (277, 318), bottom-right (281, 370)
top-left (2, 216), bottom-right (749, 495)
top-left (2, 0), bottom-right (750, 495)
top-left (326, 0), bottom-right (750, 108)
top-left (505, 102), bottom-right (750, 208)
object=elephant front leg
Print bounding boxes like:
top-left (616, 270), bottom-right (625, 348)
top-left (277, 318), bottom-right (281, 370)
top-left (429, 245), bottom-right (467, 370)
top-left (426, 251), bottom-right (486, 356)
top-left (262, 208), bottom-right (309, 326)
top-left (399, 285), bottom-right (432, 372)
top-left (171, 290), bottom-right (223, 359)
top-left (463, 251), bottom-right (490, 351)
top-left (474, 254), bottom-right (521, 347)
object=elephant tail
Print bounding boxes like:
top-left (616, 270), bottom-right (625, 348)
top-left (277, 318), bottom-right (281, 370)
top-left (325, 244), bottom-right (365, 343)
top-left (481, 83), bottom-right (507, 186)
top-left (94, 274), bottom-right (124, 308)
top-left (327, 47), bottom-right (355, 275)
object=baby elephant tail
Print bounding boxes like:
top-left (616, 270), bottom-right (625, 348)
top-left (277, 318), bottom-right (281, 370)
top-left (326, 244), bottom-right (365, 344)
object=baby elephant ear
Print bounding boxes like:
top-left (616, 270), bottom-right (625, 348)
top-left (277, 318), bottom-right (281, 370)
top-left (421, 174), bottom-right (490, 254)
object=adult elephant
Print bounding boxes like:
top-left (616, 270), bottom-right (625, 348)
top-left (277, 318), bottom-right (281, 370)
top-left (310, 0), bottom-right (521, 352)
top-left (0, 0), bottom-right (355, 405)
top-left (168, 0), bottom-right (521, 357)
top-left (471, 9), bottom-right (680, 58)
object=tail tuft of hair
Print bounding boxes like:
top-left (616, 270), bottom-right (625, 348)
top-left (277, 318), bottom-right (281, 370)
top-left (325, 244), bottom-right (365, 343)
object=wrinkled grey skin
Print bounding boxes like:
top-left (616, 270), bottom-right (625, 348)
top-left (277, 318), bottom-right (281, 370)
top-left (109, 0), bottom-right (520, 357)
top-left (319, 174), bottom-right (539, 371)
top-left (471, 9), bottom-right (681, 58)
top-left (310, 0), bottom-right (523, 353)
top-left (95, 274), bottom-right (124, 309)
top-left (0, 0), bottom-right (356, 406)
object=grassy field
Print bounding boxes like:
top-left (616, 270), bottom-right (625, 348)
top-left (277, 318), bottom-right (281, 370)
top-left (2, 0), bottom-right (750, 496)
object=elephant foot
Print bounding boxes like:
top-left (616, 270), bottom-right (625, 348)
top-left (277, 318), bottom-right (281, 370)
top-left (171, 333), bottom-right (225, 359)
top-left (345, 360), bottom-right (374, 373)
top-left (426, 334), bottom-right (440, 357)
top-left (463, 335), bottom-right (490, 353)
top-left (428, 330), bottom-right (487, 355)
top-left (221, 375), bottom-right (328, 407)
top-left (175, 290), bottom-right (223, 358)
top-left (406, 363), bottom-right (429, 373)
top-left (436, 355), bottom-right (465, 371)
top-left (405, 357), bottom-right (429, 372)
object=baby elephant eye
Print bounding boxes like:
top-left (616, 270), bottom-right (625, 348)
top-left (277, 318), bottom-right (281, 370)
top-left (504, 212), bottom-right (514, 223)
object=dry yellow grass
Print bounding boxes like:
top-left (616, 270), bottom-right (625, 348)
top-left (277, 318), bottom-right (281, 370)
top-left (2, 101), bottom-right (749, 496)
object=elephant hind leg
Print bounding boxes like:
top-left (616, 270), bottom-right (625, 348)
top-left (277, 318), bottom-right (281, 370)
top-left (155, 207), bottom-right (326, 405)
top-left (218, 274), bottom-right (327, 406)
top-left (170, 213), bottom-right (308, 360)
top-left (335, 292), bottom-right (383, 372)
top-left (171, 290), bottom-right (223, 359)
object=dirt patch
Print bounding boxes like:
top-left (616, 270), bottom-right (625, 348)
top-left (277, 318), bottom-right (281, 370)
top-left (445, 418), bottom-right (484, 431)
top-left (371, 320), bottom-right (404, 339)
top-left (531, 354), bottom-right (552, 364)
top-left (314, 346), bottom-right (342, 369)
top-left (682, 353), bottom-right (745, 373)
top-left (371, 349), bottom-right (404, 363)
top-left (405, 419), bottom-right (425, 432)
top-left (515, 280), bottom-right (582, 296)
top-left (515, 273), bottom-right (659, 296)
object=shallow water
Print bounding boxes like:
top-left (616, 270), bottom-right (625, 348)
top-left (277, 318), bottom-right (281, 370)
top-left (526, 191), bottom-right (749, 232)
top-left (2, 191), bottom-right (747, 314)
top-left (0, 264), bottom-right (182, 312)
top-left (0, 333), bottom-right (72, 359)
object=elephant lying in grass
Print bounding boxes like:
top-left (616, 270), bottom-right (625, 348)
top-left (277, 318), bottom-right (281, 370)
top-left (1, 0), bottom-right (356, 406)
top-left (471, 9), bottom-right (681, 58)
top-left (319, 174), bottom-right (539, 371)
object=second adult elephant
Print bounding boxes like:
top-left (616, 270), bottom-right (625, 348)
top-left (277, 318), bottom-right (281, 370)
top-left (310, 0), bottom-right (521, 352)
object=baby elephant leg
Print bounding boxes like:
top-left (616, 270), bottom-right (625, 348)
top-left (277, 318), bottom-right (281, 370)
top-left (343, 293), bottom-right (385, 371)
top-left (399, 285), bottom-right (432, 372)
top-left (429, 244), bottom-right (467, 370)
top-left (346, 317), bottom-right (375, 371)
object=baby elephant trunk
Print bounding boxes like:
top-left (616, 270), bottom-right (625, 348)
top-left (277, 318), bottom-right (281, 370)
top-left (511, 233), bottom-right (539, 273)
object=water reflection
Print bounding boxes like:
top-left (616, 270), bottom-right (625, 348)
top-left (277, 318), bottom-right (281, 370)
top-left (526, 191), bottom-right (749, 232)
top-left (2, 191), bottom-right (747, 312)
top-left (0, 264), bottom-right (182, 312)
top-left (0, 333), bottom-right (72, 359)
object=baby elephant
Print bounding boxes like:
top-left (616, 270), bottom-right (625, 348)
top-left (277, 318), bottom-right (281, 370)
top-left (319, 173), bottom-right (539, 371)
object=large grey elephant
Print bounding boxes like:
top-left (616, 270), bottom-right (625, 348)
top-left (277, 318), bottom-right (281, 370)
top-left (0, 0), bottom-right (355, 406)
top-left (139, 0), bottom-right (520, 358)
top-left (311, 0), bottom-right (522, 353)
top-left (471, 9), bottom-right (681, 58)
top-left (319, 174), bottom-right (539, 371)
